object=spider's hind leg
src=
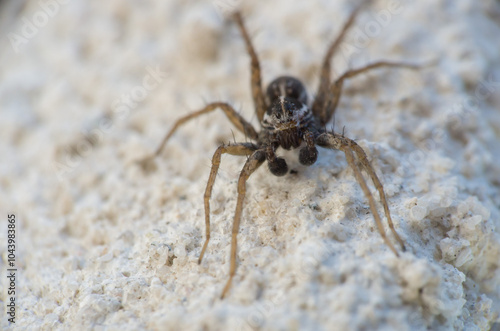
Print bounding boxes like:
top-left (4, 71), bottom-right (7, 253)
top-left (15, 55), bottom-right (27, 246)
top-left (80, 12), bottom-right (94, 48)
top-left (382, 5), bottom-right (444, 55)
top-left (312, 5), bottom-right (362, 121)
top-left (310, 4), bottom-right (422, 126)
top-left (233, 12), bottom-right (267, 123)
top-left (320, 61), bottom-right (420, 126)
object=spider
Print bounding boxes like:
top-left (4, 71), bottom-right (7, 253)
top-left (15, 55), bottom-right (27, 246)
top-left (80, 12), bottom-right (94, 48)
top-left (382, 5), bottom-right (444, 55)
top-left (141, 6), bottom-right (421, 299)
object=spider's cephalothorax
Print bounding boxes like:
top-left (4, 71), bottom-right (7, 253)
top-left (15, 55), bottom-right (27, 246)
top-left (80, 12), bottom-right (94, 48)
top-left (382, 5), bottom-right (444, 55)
top-left (261, 76), bottom-right (321, 175)
top-left (143, 6), bottom-right (421, 299)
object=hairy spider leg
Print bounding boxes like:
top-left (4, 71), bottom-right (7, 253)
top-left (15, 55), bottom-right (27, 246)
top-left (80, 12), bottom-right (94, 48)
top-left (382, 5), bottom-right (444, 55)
top-left (151, 102), bottom-right (258, 157)
top-left (199, 143), bottom-right (259, 264)
top-left (233, 12), bottom-right (267, 123)
top-left (348, 141), bottom-right (406, 251)
top-left (221, 149), bottom-right (266, 299)
top-left (312, 5), bottom-right (362, 120)
top-left (320, 61), bottom-right (420, 126)
top-left (316, 132), bottom-right (404, 255)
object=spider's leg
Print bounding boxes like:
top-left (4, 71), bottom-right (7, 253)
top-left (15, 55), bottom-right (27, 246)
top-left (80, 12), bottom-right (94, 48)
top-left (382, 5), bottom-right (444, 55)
top-left (319, 61), bottom-right (420, 126)
top-left (199, 142), bottom-right (258, 264)
top-left (221, 149), bottom-right (266, 299)
top-left (154, 102), bottom-right (258, 157)
top-left (138, 102), bottom-right (258, 172)
top-left (348, 142), bottom-right (406, 251)
top-left (316, 132), bottom-right (400, 256)
top-left (233, 12), bottom-right (266, 123)
top-left (343, 143), bottom-right (399, 256)
top-left (312, 5), bottom-right (362, 120)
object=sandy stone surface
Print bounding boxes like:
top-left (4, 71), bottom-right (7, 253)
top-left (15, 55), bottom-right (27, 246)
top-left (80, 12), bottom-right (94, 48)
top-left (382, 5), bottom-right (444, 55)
top-left (1, 0), bottom-right (500, 330)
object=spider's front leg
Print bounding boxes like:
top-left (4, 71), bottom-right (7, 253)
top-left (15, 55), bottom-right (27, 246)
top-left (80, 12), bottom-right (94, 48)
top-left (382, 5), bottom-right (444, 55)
top-left (221, 149), bottom-right (266, 299)
top-left (316, 132), bottom-right (405, 255)
top-left (346, 139), bottom-right (406, 251)
top-left (199, 143), bottom-right (259, 264)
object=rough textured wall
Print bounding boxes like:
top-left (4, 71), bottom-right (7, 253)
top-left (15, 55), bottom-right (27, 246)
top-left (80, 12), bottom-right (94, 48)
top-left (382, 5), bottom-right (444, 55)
top-left (1, 0), bottom-right (499, 330)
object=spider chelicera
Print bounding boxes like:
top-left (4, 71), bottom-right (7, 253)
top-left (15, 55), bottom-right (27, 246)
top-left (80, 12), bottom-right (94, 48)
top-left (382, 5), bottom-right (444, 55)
top-left (141, 6), bottom-right (421, 298)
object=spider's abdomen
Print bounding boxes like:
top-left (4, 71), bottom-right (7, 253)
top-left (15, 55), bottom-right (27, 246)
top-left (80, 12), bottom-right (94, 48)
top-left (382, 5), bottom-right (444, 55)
top-left (266, 76), bottom-right (307, 105)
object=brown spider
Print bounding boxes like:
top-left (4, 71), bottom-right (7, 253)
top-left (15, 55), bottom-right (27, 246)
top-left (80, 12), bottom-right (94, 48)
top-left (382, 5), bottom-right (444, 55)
top-left (142, 6), bottom-right (420, 298)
